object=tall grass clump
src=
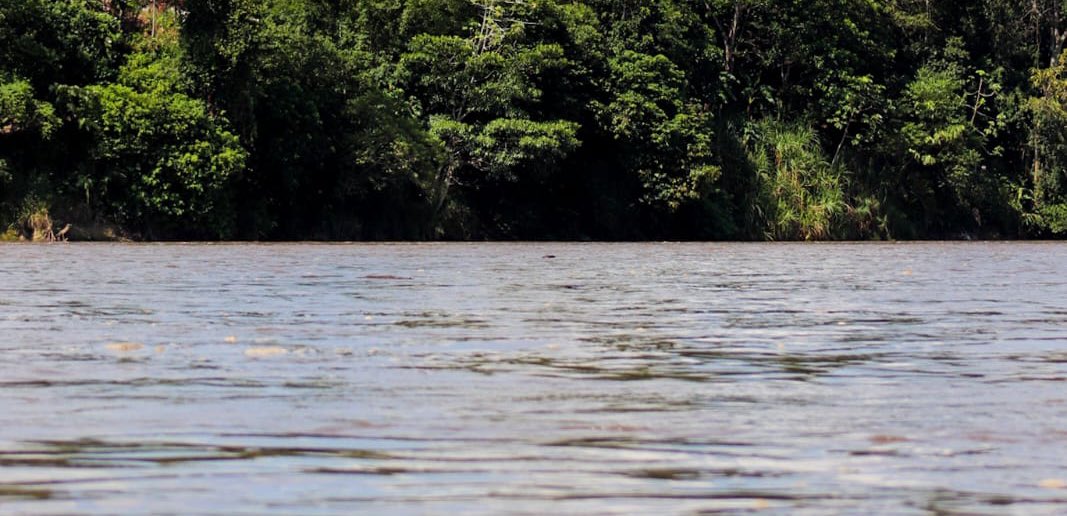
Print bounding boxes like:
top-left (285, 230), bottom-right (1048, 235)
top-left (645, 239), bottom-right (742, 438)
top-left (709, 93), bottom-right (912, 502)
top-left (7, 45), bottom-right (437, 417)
top-left (745, 120), bottom-right (847, 240)
top-left (13, 198), bottom-right (56, 241)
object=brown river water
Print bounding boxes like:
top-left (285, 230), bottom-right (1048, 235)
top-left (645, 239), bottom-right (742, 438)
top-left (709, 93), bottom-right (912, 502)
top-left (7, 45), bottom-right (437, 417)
top-left (1, 242), bottom-right (1066, 514)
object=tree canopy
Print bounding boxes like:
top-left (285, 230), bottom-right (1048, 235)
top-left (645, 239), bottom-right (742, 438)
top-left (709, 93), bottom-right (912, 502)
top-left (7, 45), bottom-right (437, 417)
top-left (3, 0), bottom-right (1067, 240)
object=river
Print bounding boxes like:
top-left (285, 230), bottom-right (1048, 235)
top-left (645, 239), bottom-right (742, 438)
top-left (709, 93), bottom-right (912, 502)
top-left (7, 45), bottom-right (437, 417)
top-left (1, 242), bottom-right (1066, 514)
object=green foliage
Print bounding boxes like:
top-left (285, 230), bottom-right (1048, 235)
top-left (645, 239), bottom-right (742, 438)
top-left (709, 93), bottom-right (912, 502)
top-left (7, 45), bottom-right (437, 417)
top-left (0, 0), bottom-right (121, 87)
top-left (343, 91), bottom-right (441, 195)
top-left (746, 120), bottom-right (846, 240)
top-left (900, 66), bottom-right (972, 168)
top-left (1036, 203), bottom-right (1067, 235)
top-left (1029, 52), bottom-right (1067, 215)
top-left (2, 0), bottom-right (1067, 240)
top-left (397, 35), bottom-right (568, 121)
top-left (594, 51), bottom-right (720, 214)
top-left (0, 80), bottom-right (59, 138)
top-left (598, 51), bottom-right (685, 141)
top-left (64, 82), bottom-right (245, 237)
top-left (472, 118), bottom-right (580, 180)
top-left (394, 3), bottom-right (583, 234)
top-left (890, 54), bottom-right (1007, 232)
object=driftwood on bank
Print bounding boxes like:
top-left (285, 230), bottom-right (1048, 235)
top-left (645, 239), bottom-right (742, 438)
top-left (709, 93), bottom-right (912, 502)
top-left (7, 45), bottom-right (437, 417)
top-left (20, 211), bottom-right (71, 242)
top-left (53, 224), bottom-right (71, 242)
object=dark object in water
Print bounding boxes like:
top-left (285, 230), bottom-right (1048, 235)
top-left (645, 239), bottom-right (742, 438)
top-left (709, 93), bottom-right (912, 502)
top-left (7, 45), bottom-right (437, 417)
top-left (543, 255), bottom-right (557, 259)
top-left (364, 274), bottom-right (413, 280)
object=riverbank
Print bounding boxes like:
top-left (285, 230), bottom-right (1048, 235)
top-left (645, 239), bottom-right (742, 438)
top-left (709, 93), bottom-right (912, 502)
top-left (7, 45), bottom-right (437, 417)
top-left (8, 1), bottom-right (1067, 245)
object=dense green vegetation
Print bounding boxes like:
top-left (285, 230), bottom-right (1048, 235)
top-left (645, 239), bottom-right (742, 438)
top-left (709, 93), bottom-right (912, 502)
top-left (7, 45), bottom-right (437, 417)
top-left (4, 0), bottom-right (1067, 240)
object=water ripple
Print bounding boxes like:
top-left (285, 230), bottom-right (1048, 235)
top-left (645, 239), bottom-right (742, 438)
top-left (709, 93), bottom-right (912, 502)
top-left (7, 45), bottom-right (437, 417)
top-left (1, 242), bottom-right (1066, 514)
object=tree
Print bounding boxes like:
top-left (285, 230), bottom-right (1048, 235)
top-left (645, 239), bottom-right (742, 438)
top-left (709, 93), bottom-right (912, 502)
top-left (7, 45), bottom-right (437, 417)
top-left (60, 19), bottom-right (247, 238)
top-left (1027, 50), bottom-right (1067, 234)
top-left (395, 1), bottom-right (581, 234)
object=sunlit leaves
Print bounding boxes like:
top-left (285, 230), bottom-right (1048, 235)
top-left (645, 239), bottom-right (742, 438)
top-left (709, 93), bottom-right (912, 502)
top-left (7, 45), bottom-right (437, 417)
top-left (0, 80), bottom-right (58, 138)
top-left (65, 82), bottom-right (245, 236)
top-left (746, 120), bottom-right (846, 240)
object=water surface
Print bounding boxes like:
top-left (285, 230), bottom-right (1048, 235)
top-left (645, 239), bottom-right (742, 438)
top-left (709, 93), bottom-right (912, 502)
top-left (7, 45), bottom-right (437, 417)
top-left (1, 242), bottom-right (1066, 514)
